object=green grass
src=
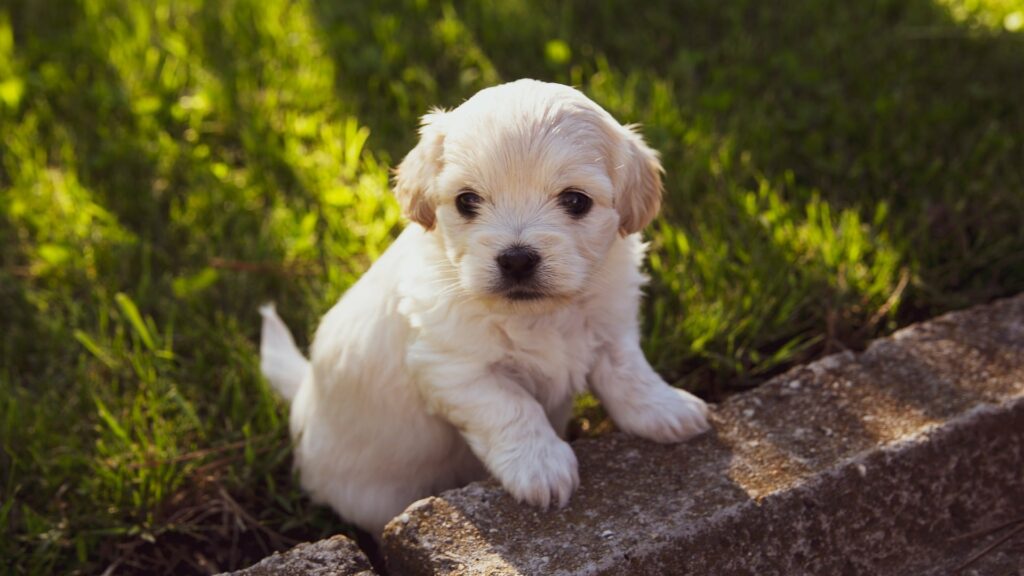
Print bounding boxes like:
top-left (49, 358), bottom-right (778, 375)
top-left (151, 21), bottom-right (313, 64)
top-left (1, 0), bottom-right (1022, 573)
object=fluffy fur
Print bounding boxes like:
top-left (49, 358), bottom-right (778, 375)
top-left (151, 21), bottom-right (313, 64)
top-left (260, 79), bottom-right (710, 536)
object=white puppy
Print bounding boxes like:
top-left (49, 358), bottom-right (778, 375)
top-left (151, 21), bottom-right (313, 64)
top-left (260, 79), bottom-right (709, 536)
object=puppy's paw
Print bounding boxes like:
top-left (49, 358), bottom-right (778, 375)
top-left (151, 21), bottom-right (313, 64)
top-left (615, 386), bottom-right (710, 444)
top-left (494, 438), bottom-right (579, 510)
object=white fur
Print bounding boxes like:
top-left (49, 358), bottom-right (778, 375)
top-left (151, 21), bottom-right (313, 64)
top-left (260, 79), bottom-right (710, 536)
top-left (258, 303), bottom-right (309, 401)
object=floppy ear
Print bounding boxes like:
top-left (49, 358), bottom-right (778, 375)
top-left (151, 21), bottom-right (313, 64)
top-left (613, 125), bottom-right (664, 235)
top-left (393, 110), bottom-right (447, 230)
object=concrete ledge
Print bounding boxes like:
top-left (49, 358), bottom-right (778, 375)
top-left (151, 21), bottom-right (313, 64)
top-left (382, 295), bottom-right (1024, 575)
top-left (223, 534), bottom-right (377, 576)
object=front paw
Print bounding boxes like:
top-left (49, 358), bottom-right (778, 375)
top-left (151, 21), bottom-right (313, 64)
top-left (492, 437), bottom-right (579, 510)
top-left (615, 386), bottom-right (710, 444)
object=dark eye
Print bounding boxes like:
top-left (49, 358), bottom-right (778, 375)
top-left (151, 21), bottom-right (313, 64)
top-left (558, 189), bottom-right (592, 218)
top-left (455, 190), bottom-right (483, 218)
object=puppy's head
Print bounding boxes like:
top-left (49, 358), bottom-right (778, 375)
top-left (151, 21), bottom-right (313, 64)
top-left (394, 79), bottom-right (662, 307)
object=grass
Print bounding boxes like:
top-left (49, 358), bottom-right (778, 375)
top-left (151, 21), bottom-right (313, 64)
top-left (1, 0), bottom-right (1022, 573)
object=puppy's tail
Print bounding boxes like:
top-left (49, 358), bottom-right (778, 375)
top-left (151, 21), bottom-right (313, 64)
top-left (259, 303), bottom-right (310, 402)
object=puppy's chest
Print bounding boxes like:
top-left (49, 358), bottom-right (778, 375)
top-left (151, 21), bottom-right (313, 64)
top-left (491, 312), bottom-right (596, 402)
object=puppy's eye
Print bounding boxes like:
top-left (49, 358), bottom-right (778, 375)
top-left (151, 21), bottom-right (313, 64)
top-left (455, 190), bottom-right (483, 218)
top-left (558, 188), bottom-right (592, 218)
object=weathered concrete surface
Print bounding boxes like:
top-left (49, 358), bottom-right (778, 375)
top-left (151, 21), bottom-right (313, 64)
top-left (222, 534), bottom-right (377, 576)
top-left (383, 295), bottom-right (1024, 575)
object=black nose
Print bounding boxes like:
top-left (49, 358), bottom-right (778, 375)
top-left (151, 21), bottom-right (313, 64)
top-left (496, 246), bottom-right (541, 282)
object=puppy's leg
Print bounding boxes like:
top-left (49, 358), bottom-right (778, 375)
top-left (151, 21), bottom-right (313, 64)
top-left (590, 339), bottom-right (710, 443)
top-left (415, 360), bottom-right (579, 509)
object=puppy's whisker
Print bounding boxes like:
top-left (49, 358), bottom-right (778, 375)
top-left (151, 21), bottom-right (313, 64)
top-left (422, 278), bottom-right (470, 300)
top-left (422, 273), bottom-right (462, 291)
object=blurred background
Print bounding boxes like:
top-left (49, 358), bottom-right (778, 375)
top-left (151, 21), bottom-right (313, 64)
top-left (1, 0), bottom-right (1022, 573)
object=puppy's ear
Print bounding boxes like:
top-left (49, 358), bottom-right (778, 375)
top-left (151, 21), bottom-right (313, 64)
top-left (612, 125), bottom-right (664, 235)
top-left (393, 110), bottom-right (447, 229)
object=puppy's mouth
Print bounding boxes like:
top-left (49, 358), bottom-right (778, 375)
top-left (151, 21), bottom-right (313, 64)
top-left (490, 273), bottom-right (556, 303)
top-left (504, 290), bottom-right (547, 301)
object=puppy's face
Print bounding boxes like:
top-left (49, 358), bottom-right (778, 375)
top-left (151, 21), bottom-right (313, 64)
top-left (394, 80), bottom-right (663, 308)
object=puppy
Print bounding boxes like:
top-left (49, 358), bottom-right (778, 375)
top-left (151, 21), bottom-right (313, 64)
top-left (260, 79), bottom-right (710, 536)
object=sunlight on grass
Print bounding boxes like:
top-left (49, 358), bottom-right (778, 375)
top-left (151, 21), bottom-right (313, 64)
top-left (645, 177), bottom-right (902, 387)
top-left (3, 122), bottom-right (134, 280)
top-left (2, 0), bottom-right (394, 572)
top-left (936, 0), bottom-right (1024, 31)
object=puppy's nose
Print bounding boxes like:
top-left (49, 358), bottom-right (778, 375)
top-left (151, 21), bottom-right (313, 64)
top-left (497, 246), bottom-right (541, 282)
